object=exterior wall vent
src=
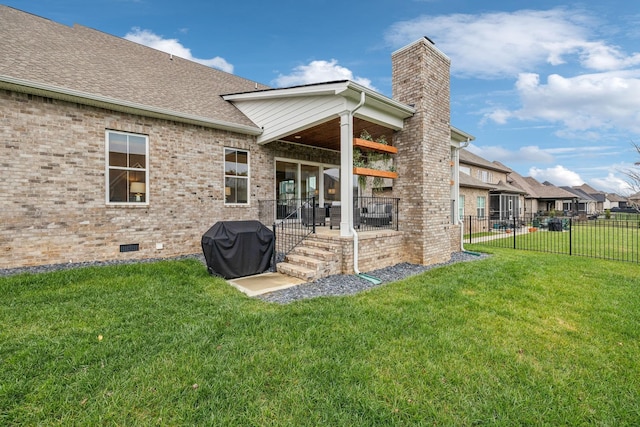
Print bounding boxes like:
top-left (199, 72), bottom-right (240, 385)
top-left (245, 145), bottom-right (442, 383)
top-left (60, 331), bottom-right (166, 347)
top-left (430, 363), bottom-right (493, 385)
top-left (120, 243), bottom-right (140, 253)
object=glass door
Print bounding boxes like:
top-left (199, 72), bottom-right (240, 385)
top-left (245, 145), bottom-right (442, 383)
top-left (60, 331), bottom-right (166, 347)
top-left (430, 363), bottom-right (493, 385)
top-left (275, 161), bottom-right (297, 218)
top-left (301, 164), bottom-right (320, 203)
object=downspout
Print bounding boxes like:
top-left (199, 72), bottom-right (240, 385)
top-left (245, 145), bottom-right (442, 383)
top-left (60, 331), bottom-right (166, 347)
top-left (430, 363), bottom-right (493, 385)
top-left (347, 92), bottom-right (382, 284)
top-left (456, 138), bottom-right (481, 256)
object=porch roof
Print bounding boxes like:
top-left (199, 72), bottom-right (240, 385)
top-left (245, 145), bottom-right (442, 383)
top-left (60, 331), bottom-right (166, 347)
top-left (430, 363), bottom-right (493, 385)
top-left (222, 80), bottom-right (415, 149)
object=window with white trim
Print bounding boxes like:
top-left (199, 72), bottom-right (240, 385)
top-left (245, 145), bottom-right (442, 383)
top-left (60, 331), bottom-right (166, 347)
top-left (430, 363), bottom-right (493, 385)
top-left (477, 196), bottom-right (486, 218)
top-left (459, 195), bottom-right (465, 219)
top-left (225, 148), bottom-right (249, 204)
top-left (476, 170), bottom-right (493, 183)
top-left (106, 130), bottom-right (148, 204)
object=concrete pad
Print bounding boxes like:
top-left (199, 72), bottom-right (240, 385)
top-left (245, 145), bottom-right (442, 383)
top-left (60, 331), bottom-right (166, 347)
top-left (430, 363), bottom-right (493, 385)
top-left (227, 272), bottom-right (306, 297)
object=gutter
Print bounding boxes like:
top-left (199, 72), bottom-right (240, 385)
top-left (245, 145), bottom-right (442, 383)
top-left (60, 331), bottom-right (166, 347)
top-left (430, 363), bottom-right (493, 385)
top-left (349, 91), bottom-right (382, 285)
top-left (0, 75), bottom-right (263, 136)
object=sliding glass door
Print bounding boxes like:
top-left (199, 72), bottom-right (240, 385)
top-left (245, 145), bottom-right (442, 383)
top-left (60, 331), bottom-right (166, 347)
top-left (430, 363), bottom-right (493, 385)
top-left (275, 160), bottom-right (340, 208)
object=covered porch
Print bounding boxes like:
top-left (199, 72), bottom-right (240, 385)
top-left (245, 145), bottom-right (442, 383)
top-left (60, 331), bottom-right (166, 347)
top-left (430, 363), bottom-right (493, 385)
top-left (223, 81), bottom-right (414, 237)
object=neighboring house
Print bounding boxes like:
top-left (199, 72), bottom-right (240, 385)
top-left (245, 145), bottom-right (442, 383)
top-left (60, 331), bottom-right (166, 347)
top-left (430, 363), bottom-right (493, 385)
top-left (606, 193), bottom-right (627, 209)
top-left (508, 175), bottom-right (577, 216)
top-left (629, 192), bottom-right (640, 208)
top-left (560, 187), bottom-right (597, 215)
top-left (574, 183), bottom-right (605, 212)
top-left (1, 6), bottom-right (470, 274)
top-left (458, 150), bottom-right (525, 220)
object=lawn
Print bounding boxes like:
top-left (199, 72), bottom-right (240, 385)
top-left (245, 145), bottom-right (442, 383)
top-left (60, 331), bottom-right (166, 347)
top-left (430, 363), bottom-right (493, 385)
top-left (1, 250), bottom-right (639, 425)
top-left (474, 221), bottom-right (640, 263)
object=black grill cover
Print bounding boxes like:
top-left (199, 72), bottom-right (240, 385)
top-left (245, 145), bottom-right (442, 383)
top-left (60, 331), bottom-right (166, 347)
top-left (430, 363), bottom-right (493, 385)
top-left (201, 220), bottom-right (274, 279)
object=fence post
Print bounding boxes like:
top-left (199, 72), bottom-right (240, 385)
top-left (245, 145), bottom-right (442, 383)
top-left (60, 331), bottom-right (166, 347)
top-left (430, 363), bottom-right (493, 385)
top-left (569, 217), bottom-right (572, 256)
top-left (272, 222), bottom-right (277, 271)
top-left (468, 216), bottom-right (472, 244)
top-left (396, 198), bottom-right (399, 231)
top-left (312, 196), bottom-right (316, 234)
top-left (513, 217), bottom-right (517, 249)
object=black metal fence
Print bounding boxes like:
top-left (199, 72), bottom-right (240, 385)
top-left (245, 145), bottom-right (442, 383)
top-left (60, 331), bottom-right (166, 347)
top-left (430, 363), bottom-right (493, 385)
top-left (463, 215), bottom-right (640, 263)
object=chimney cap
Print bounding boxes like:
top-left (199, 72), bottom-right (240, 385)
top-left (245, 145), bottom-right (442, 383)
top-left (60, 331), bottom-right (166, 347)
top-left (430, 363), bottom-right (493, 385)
top-left (423, 36), bottom-right (435, 45)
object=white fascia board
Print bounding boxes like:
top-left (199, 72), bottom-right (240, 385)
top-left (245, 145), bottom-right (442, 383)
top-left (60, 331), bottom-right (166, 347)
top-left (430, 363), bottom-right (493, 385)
top-left (354, 104), bottom-right (406, 130)
top-left (1, 75), bottom-right (263, 135)
top-left (222, 81), bottom-right (353, 101)
top-left (224, 80), bottom-right (415, 119)
top-left (451, 125), bottom-right (475, 143)
top-left (340, 82), bottom-right (415, 118)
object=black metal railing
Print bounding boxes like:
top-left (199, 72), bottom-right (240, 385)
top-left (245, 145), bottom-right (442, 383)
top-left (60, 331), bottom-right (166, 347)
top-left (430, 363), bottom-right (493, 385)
top-left (356, 196), bottom-right (399, 232)
top-left (463, 214), bottom-right (640, 263)
top-left (258, 197), bottom-right (321, 270)
top-left (258, 196), bottom-right (401, 270)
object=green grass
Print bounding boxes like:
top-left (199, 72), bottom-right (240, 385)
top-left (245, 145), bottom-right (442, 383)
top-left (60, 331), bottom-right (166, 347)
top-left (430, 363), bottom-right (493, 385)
top-left (475, 223), bottom-right (640, 262)
top-left (463, 231), bottom-right (494, 240)
top-left (2, 252), bottom-right (640, 425)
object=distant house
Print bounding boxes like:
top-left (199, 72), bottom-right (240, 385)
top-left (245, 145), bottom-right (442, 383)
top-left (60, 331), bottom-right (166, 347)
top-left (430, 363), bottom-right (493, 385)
top-left (560, 187), bottom-right (597, 216)
top-left (457, 150), bottom-right (525, 220)
top-left (0, 6), bottom-right (472, 276)
top-left (573, 183), bottom-right (606, 213)
top-left (505, 171), bottom-right (577, 216)
top-left (606, 193), bottom-right (628, 209)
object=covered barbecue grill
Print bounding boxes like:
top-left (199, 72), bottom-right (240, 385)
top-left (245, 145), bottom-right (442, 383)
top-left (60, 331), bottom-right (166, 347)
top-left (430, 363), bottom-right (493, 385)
top-left (201, 220), bottom-right (274, 279)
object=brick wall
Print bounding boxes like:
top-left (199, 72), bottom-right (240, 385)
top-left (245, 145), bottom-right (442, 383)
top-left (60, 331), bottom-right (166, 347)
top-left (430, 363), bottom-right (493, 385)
top-left (391, 38), bottom-right (454, 265)
top-left (0, 90), bottom-right (338, 269)
top-left (315, 231), bottom-right (407, 275)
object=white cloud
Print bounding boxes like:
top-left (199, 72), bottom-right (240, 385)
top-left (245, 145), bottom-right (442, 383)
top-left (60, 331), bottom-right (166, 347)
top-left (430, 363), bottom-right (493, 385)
top-left (271, 59), bottom-right (376, 90)
top-left (124, 28), bottom-right (233, 73)
top-left (487, 71), bottom-right (640, 134)
top-left (384, 8), bottom-right (640, 79)
top-left (590, 172), bottom-right (633, 195)
top-left (529, 165), bottom-right (583, 186)
top-left (468, 144), bottom-right (555, 164)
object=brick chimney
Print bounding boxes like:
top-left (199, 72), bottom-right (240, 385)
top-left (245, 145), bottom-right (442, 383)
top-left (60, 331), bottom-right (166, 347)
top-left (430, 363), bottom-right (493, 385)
top-left (392, 37), bottom-right (455, 265)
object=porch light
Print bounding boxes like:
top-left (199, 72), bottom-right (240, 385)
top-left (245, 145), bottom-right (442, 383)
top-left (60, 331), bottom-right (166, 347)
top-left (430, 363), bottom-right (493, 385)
top-left (328, 188), bottom-right (336, 195)
top-left (130, 182), bottom-right (145, 202)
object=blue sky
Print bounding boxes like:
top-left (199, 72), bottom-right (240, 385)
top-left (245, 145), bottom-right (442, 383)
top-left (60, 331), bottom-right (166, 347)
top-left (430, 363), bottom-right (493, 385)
top-left (7, 0), bottom-right (640, 195)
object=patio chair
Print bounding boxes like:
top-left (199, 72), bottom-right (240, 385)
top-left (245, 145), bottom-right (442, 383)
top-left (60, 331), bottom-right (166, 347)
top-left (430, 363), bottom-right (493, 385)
top-left (301, 206), bottom-right (326, 226)
top-left (361, 203), bottom-right (392, 226)
top-left (329, 202), bottom-right (361, 229)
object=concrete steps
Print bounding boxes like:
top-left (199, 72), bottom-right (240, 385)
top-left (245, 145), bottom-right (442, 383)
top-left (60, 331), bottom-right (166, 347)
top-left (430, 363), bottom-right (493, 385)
top-left (276, 237), bottom-right (342, 282)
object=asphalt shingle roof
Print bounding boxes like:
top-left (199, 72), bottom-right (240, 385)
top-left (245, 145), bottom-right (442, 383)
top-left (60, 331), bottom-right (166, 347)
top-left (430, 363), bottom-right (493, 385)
top-left (0, 5), bottom-right (267, 130)
top-left (459, 149), bottom-right (511, 173)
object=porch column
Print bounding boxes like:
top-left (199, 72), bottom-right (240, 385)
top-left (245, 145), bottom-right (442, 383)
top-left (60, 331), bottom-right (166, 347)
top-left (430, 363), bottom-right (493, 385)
top-left (339, 110), bottom-right (354, 236)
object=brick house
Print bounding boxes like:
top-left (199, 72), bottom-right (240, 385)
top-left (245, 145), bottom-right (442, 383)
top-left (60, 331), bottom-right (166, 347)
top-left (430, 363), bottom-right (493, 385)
top-left (506, 170), bottom-right (577, 216)
top-left (1, 6), bottom-right (470, 278)
top-left (458, 150), bottom-right (525, 221)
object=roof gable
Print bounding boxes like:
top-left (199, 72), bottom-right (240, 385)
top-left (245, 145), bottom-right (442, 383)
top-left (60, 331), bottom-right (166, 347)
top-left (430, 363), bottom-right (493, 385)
top-left (223, 81), bottom-right (415, 145)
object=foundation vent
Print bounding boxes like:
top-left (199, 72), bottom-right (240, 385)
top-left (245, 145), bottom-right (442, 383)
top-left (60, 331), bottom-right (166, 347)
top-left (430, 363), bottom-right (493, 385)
top-left (119, 243), bottom-right (140, 253)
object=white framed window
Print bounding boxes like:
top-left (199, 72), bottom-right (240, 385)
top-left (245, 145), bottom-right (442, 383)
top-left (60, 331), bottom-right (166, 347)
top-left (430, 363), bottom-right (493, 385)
top-left (477, 196), bottom-right (486, 218)
top-left (460, 166), bottom-right (471, 175)
top-left (459, 195), bottom-right (465, 219)
top-left (106, 130), bottom-right (148, 204)
top-left (476, 170), bottom-right (492, 183)
top-left (225, 148), bottom-right (249, 204)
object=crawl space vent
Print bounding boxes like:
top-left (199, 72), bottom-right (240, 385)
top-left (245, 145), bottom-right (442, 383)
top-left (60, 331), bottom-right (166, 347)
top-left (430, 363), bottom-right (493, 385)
top-left (119, 243), bottom-right (140, 253)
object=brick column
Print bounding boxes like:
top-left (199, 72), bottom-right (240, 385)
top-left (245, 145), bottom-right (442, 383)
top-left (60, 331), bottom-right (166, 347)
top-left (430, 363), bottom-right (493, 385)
top-left (392, 38), bottom-right (453, 265)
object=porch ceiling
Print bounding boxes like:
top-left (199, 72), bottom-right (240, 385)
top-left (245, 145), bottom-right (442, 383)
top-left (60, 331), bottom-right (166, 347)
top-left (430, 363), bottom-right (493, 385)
top-left (279, 118), bottom-right (393, 151)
